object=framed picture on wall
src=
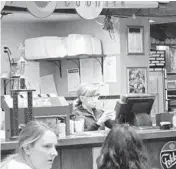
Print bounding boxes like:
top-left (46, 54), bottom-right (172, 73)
top-left (127, 26), bottom-right (144, 54)
top-left (127, 67), bottom-right (147, 93)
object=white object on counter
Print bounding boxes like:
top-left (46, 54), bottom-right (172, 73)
top-left (69, 120), bottom-right (75, 134)
top-left (173, 113), bottom-right (176, 127)
top-left (0, 130), bottom-right (5, 140)
top-left (0, 109), bottom-right (5, 130)
top-left (57, 122), bottom-right (66, 137)
top-left (74, 116), bottom-right (85, 132)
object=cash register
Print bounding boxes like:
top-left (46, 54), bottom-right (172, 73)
top-left (115, 93), bottom-right (155, 126)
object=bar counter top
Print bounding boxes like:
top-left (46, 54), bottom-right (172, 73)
top-left (1, 127), bottom-right (176, 151)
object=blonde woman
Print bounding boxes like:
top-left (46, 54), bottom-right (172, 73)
top-left (1, 121), bottom-right (58, 169)
top-left (73, 83), bottom-right (115, 131)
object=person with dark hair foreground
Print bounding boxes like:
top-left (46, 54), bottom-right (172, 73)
top-left (1, 121), bottom-right (58, 169)
top-left (97, 124), bottom-right (151, 169)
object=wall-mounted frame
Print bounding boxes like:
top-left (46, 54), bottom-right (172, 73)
top-left (127, 67), bottom-right (147, 93)
top-left (127, 26), bottom-right (144, 54)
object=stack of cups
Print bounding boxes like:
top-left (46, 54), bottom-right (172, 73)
top-left (74, 116), bottom-right (85, 133)
top-left (69, 115), bottom-right (76, 134)
top-left (57, 120), bottom-right (66, 137)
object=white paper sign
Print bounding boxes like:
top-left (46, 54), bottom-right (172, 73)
top-left (128, 27), bottom-right (143, 53)
top-left (40, 74), bottom-right (57, 94)
top-left (80, 58), bottom-right (102, 84)
top-left (103, 56), bottom-right (117, 82)
top-left (99, 83), bottom-right (109, 95)
top-left (67, 68), bottom-right (80, 92)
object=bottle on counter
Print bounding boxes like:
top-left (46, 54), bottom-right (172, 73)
top-left (69, 114), bottom-right (76, 135)
top-left (57, 119), bottom-right (66, 138)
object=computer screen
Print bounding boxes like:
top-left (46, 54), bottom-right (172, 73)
top-left (115, 94), bottom-right (155, 126)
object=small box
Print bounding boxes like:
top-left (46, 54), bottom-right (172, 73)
top-left (156, 113), bottom-right (174, 126)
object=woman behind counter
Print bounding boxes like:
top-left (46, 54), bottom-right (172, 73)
top-left (73, 83), bottom-right (115, 131)
top-left (1, 121), bottom-right (58, 169)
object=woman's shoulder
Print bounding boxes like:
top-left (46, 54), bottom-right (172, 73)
top-left (72, 106), bottom-right (85, 116)
top-left (1, 159), bottom-right (32, 169)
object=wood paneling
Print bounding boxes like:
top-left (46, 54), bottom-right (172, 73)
top-left (61, 146), bottom-right (92, 169)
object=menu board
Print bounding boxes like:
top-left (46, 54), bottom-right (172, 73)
top-left (149, 50), bottom-right (165, 70)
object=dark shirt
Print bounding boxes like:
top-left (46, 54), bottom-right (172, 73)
top-left (73, 105), bottom-right (114, 131)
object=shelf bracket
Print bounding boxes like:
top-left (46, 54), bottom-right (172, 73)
top-left (48, 60), bottom-right (62, 78)
top-left (90, 56), bottom-right (104, 75)
top-left (67, 59), bottom-right (80, 75)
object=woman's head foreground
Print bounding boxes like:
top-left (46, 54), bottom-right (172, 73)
top-left (1, 121), bottom-right (58, 169)
top-left (97, 124), bottom-right (151, 169)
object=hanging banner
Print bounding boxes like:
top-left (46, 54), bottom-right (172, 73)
top-left (58, 1), bottom-right (158, 9)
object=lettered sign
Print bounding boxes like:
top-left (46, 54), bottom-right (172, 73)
top-left (160, 141), bottom-right (176, 169)
top-left (75, 1), bottom-right (104, 20)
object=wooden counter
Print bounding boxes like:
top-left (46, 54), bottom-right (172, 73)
top-left (1, 128), bottom-right (176, 150)
top-left (1, 128), bottom-right (176, 169)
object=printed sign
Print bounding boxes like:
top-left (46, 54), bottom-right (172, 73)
top-left (160, 141), bottom-right (176, 169)
top-left (57, 1), bottom-right (158, 9)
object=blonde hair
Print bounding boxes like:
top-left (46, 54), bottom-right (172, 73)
top-left (77, 83), bottom-right (100, 97)
top-left (1, 121), bottom-right (56, 168)
top-left (73, 83), bottom-right (100, 109)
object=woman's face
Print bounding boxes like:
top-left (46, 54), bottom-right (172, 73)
top-left (28, 130), bottom-right (58, 169)
top-left (81, 95), bottom-right (99, 109)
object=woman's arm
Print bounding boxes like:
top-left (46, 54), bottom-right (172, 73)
top-left (87, 122), bottom-right (100, 131)
top-left (96, 109), bottom-right (115, 129)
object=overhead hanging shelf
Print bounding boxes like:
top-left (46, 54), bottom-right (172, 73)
top-left (36, 54), bottom-right (104, 60)
top-left (24, 35), bottom-right (104, 78)
top-left (34, 54), bottom-right (105, 78)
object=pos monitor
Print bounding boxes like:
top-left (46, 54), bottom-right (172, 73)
top-left (115, 94), bottom-right (155, 126)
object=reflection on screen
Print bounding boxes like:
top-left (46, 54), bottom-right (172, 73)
top-left (131, 102), bottom-right (150, 114)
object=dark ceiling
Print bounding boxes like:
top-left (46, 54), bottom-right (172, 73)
top-left (151, 23), bottom-right (176, 40)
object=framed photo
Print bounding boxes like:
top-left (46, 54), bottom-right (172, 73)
top-left (127, 26), bottom-right (144, 54)
top-left (127, 67), bottom-right (147, 93)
